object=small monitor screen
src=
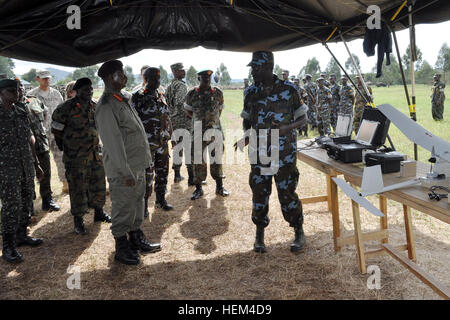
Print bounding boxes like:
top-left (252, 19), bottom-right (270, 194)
top-left (356, 120), bottom-right (379, 145)
top-left (335, 115), bottom-right (352, 136)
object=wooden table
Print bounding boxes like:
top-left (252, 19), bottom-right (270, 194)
top-left (297, 143), bottom-right (450, 299)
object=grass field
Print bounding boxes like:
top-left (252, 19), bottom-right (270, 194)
top-left (1, 84), bottom-right (447, 300)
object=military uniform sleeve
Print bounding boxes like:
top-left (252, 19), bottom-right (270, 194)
top-left (241, 88), bottom-right (252, 121)
top-left (174, 82), bottom-right (187, 109)
top-left (51, 103), bottom-right (67, 132)
top-left (95, 103), bottom-right (134, 178)
top-left (216, 88), bottom-right (225, 111)
top-left (184, 90), bottom-right (193, 111)
top-left (292, 88), bottom-right (308, 121)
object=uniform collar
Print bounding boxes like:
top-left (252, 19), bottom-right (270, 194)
top-left (196, 86), bottom-right (215, 94)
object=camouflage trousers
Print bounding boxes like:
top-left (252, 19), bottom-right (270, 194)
top-left (0, 172), bottom-right (34, 236)
top-left (330, 103), bottom-right (339, 130)
top-left (171, 135), bottom-right (193, 172)
top-left (37, 151), bottom-right (52, 201)
top-left (353, 103), bottom-right (365, 134)
top-left (148, 143), bottom-right (169, 195)
top-left (431, 102), bottom-right (444, 121)
top-left (49, 134), bottom-right (66, 183)
top-left (339, 102), bottom-right (353, 117)
top-left (65, 158), bottom-right (106, 216)
top-left (249, 164), bottom-right (303, 228)
top-left (307, 105), bottom-right (317, 128)
top-left (192, 140), bottom-right (223, 185)
top-left (317, 104), bottom-right (331, 136)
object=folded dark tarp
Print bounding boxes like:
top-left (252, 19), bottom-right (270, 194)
top-left (0, 0), bottom-right (449, 66)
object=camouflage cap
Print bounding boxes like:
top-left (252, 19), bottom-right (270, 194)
top-left (0, 78), bottom-right (18, 90)
top-left (341, 75), bottom-right (348, 80)
top-left (330, 74), bottom-right (337, 79)
top-left (305, 74), bottom-right (312, 79)
top-left (434, 73), bottom-right (441, 78)
top-left (282, 70), bottom-right (289, 74)
top-left (36, 69), bottom-right (52, 79)
top-left (320, 72), bottom-right (327, 77)
top-left (170, 62), bottom-right (184, 71)
top-left (247, 51), bottom-right (274, 67)
top-left (98, 60), bottom-right (123, 78)
top-left (197, 70), bottom-right (213, 76)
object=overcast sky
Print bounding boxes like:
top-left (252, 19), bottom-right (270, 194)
top-left (12, 20), bottom-right (450, 80)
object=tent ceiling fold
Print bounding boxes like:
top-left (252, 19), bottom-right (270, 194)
top-left (0, 0), bottom-right (449, 67)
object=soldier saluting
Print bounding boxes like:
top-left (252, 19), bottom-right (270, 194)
top-left (184, 70), bottom-right (229, 200)
top-left (52, 78), bottom-right (111, 235)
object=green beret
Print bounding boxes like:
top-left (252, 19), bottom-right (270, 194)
top-left (197, 70), bottom-right (213, 76)
top-left (0, 79), bottom-right (18, 90)
top-left (73, 77), bottom-right (92, 91)
top-left (98, 60), bottom-right (123, 78)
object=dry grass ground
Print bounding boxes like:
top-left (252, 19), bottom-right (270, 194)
top-left (0, 87), bottom-right (449, 300)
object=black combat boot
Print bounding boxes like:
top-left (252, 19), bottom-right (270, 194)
top-left (94, 207), bottom-right (112, 223)
top-left (42, 198), bottom-right (60, 212)
top-left (2, 233), bottom-right (23, 263)
top-left (174, 168), bottom-right (185, 183)
top-left (253, 226), bottom-right (266, 253)
top-left (128, 229), bottom-right (162, 254)
top-left (114, 235), bottom-right (140, 265)
top-left (155, 192), bottom-right (173, 211)
top-left (215, 178), bottom-right (230, 197)
top-left (74, 216), bottom-right (87, 235)
top-left (290, 225), bottom-right (306, 252)
top-left (144, 197), bottom-right (149, 218)
top-left (16, 225), bottom-right (43, 247)
top-left (191, 184), bottom-right (204, 200)
top-left (187, 167), bottom-right (195, 186)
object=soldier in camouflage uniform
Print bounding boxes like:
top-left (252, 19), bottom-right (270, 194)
top-left (316, 78), bottom-right (332, 136)
top-left (166, 63), bottom-right (194, 185)
top-left (184, 70), bottom-right (230, 200)
top-left (239, 51), bottom-right (308, 253)
top-left (431, 73), bottom-right (445, 121)
top-left (353, 75), bottom-right (373, 134)
top-left (132, 67), bottom-right (174, 215)
top-left (0, 79), bottom-right (44, 263)
top-left (329, 74), bottom-right (341, 130)
top-left (16, 81), bottom-right (54, 213)
top-left (320, 72), bottom-right (330, 88)
top-left (294, 78), bottom-right (309, 136)
top-left (338, 76), bottom-right (355, 117)
top-left (304, 74), bottom-right (318, 130)
top-left (27, 70), bottom-right (62, 211)
top-left (52, 78), bottom-right (111, 235)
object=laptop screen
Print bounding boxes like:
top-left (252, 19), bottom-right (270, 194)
top-left (356, 119), bottom-right (379, 145)
top-left (335, 114), bottom-right (353, 137)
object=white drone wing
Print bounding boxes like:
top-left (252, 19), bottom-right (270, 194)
top-left (377, 104), bottom-right (450, 162)
top-left (332, 177), bottom-right (385, 217)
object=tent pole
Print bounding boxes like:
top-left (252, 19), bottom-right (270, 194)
top-left (323, 43), bottom-right (368, 104)
top-left (339, 32), bottom-right (374, 106)
top-left (408, 1), bottom-right (419, 160)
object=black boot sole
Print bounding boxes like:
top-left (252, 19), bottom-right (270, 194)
top-left (253, 246), bottom-right (266, 253)
top-left (114, 256), bottom-right (140, 265)
top-left (2, 256), bottom-right (23, 263)
top-left (16, 239), bottom-right (43, 247)
top-left (139, 246), bottom-right (162, 254)
top-left (290, 242), bottom-right (306, 252)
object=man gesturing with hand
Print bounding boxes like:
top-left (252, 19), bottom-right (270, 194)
top-left (95, 60), bottom-right (161, 266)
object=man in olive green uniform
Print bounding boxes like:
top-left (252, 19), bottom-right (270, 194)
top-left (353, 75), bottom-right (373, 134)
top-left (166, 62), bottom-right (193, 184)
top-left (431, 73), bottom-right (445, 121)
top-left (0, 79), bottom-right (44, 263)
top-left (184, 70), bottom-right (229, 200)
top-left (95, 60), bottom-right (161, 265)
top-left (52, 78), bottom-right (111, 235)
